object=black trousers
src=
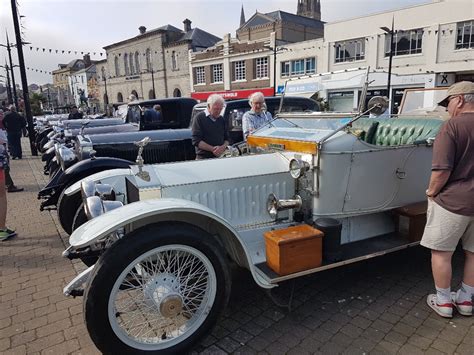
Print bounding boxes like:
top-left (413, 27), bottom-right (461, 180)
top-left (7, 131), bottom-right (22, 159)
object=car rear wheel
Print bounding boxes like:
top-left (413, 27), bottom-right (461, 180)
top-left (84, 223), bottom-right (231, 354)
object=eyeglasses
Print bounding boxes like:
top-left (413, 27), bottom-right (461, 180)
top-left (440, 95), bottom-right (461, 108)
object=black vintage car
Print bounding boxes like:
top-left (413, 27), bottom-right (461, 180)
top-left (124, 98), bottom-right (197, 130)
top-left (191, 96), bottom-right (319, 143)
top-left (39, 98), bottom-right (198, 234)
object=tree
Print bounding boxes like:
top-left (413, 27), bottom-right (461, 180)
top-left (29, 92), bottom-right (47, 116)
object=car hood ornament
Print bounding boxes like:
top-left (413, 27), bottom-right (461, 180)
top-left (134, 137), bottom-right (151, 182)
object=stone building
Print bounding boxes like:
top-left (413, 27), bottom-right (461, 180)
top-left (96, 20), bottom-right (220, 107)
top-left (189, 2), bottom-right (325, 101)
top-left (52, 55), bottom-right (90, 107)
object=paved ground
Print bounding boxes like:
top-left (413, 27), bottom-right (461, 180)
top-left (0, 139), bottom-right (472, 354)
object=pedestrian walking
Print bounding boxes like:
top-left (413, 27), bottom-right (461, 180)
top-left (422, 81), bottom-right (474, 318)
top-left (0, 129), bottom-right (16, 241)
top-left (3, 105), bottom-right (25, 159)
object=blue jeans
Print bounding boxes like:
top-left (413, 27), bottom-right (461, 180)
top-left (7, 131), bottom-right (22, 159)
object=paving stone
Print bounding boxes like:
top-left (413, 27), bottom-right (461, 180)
top-left (350, 315), bottom-right (372, 330)
top-left (318, 341), bottom-right (346, 354)
top-left (299, 337), bottom-right (321, 352)
top-left (215, 336), bottom-right (240, 353)
top-left (384, 330), bottom-right (408, 346)
top-left (371, 319), bottom-right (393, 333)
top-left (456, 343), bottom-right (474, 355)
top-left (374, 340), bottom-right (400, 354)
top-left (350, 336), bottom-right (377, 352)
top-left (247, 336), bottom-right (271, 351)
top-left (407, 334), bottom-right (433, 350)
top-left (430, 338), bottom-right (457, 354)
top-left (229, 329), bottom-right (253, 345)
top-left (286, 346), bottom-right (311, 355)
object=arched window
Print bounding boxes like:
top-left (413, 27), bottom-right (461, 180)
top-left (117, 92), bottom-right (123, 102)
top-left (135, 51), bottom-right (140, 73)
top-left (146, 48), bottom-right (152, 71)
top-left (103, 93), bottom-right (109, 105)
top-left (173, 88), bottom-right (181, 97)
top-left (101, 67), bottom-right (106, 80)
top-left (129, 53), bottom-right (135, 74)
top-left (148, 89), bottom-right (155, 99)
top-left (124, 54), bottom-right (129, 75)
top-left (172, 51), bottom-right (178, 70)
top-left (114, 56), bottom-right (120, 77)
top-left (131, 90), bottom-right (139, 99)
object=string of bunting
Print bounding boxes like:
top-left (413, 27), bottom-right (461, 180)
top-left (27, 44), bottom-right (104, 57)
top-left (25, 66), bottom-right (53, 75)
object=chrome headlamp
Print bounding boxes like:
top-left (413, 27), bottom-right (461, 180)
top-left (58, 145), bottom-right (76, 171)
top-left (81, 181), bottom-right (116, 201)
top-left (84, 196), bottom-right (123, 220)
top-left (47, 130), bottom-right (56, 138)
top-left (289, 158), bottom-right (310, 179)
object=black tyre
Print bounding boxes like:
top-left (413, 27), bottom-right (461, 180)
top-left (84, 223), bottom-right (231, 354)
top-left (57, 190), bottom-right (82, 235)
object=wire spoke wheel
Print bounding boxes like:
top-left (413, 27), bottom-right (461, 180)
top-left (109, 245), bottom-right (217, 350)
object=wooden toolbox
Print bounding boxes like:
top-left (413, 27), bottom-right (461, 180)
top-left (264, 224), bottom-right (324, 276)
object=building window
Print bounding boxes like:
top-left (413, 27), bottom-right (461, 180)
top-left (117, 92), bottom-right (123, 102)
top-left (305, 58), bottom-right (316, 74)
top-left (385, 29), bottom-right (422, 57)
top-left (135, 52), bottom-right (140, 73)
top-left (281, 58), bottom-right (316, 77)
top-left (172, 51), bottom-right (178, 70)
top-left (146, 48), bottom-right (152, 71)
top-left (456, 21), bottom-right (474, 49)
top-left (233, 60), bottom-right (246, 81)
top-left (129, 53), bottom-right (135, 74)
top-left (291, 59), bottom-right (305, 75)
top-left (124, 54), bottom-right (129, 75)
top-left (335, 38), bottom-right (365, 63)
top-left (281, 61), bottom-right (290, 77)
top-left (195, 66), bottom-right (205, 84)
top-left (114, 57), bottom-right (120, 77)
top-left (212, 64), bottom-right (223, 83)
top-left (255, 57), bottom-right (269, 79)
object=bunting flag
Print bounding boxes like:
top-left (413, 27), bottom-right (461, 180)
top-left (26, 44), bottom-right (104, 57)
top-left (25, 66), bottom-right (53, 75)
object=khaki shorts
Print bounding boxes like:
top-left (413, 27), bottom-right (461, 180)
top-left (420, 199), bottom-right (474, 252)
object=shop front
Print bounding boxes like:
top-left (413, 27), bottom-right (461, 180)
top-left (191, 88), bottom-right (274, 102)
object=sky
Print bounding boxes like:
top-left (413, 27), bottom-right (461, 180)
top-left (0, 0), bottom-right (434, 85)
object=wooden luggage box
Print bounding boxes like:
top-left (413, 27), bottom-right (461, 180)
top-left (264, 224), bottom-right (324, 276)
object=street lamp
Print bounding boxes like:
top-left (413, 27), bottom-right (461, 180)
top-left (380, 18), bottom-right (398, 113)
top-left (264, 45), bottom-right (288, 96)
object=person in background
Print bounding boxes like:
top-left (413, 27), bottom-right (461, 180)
top-left (143, 104), bottom-right (163, 125)
top-left (191, 94), bottom-right (228, 159)
top-left (68, 106), bottom-right (83, 120)
top-left (421, 81), bottom-right (474, 318)
top-left (0, 129), bottom-right (17, 241)
top-left (242, 92), bottom-right (273, 140)
top-left (3, 105), bottom-right (25, 159)
top-left (0, 108), bottom-right (22, 193)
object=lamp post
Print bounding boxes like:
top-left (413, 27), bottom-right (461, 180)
top-left (264, 45), bottom-right (288, 96)
top-left (380, 18), bottom-right (396, 113)
top-left (10, 0), bottom-right (38, 155)
top-left (0, 37), bottom-right (19, 108)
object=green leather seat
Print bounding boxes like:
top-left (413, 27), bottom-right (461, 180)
top-left (352, 117), bottom-right (444, 146)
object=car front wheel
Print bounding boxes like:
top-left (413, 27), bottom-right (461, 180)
top-left (84, 223), bottom-right (231, 354)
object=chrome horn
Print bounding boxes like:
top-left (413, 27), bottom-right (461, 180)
top-left (134, 137), bottom-right (151, 182)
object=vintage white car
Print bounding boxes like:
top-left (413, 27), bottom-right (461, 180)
top-left (62, 99), bottom-right (445, 353)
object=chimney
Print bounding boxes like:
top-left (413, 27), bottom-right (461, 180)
top-left (183, 19), bottom-right (192, 32)
top-left (83, 54), bottom-right (91, 67)
top-left (139, 26), bottom-right (147, 35)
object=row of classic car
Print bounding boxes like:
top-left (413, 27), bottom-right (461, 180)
top-left (37, 96), bottom-right (319, 234)
top-left (53, 85), bottom-right (448, 353)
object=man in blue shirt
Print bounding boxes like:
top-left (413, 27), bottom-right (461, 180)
top-left (242, 92), bottom-right (273, 140)
top-left (143, 104), bottom-right (162, 125)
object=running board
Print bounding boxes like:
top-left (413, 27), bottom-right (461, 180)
top-left (255, 233), bottom-right (420, 284)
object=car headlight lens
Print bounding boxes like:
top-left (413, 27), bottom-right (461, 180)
top-left (289, 158), bottom-right (309, 179)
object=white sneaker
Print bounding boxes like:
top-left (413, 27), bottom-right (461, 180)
top-left (426, 294), bottom-right (453, 318)
top-left (451, 291), bottom-right (473, 316)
